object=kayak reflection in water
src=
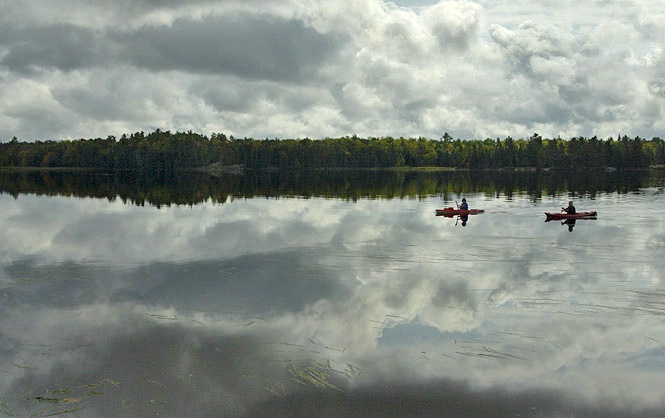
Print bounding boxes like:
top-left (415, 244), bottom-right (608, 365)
top-left (562, 200), bottom-right (576, 214)
top-left (457, 198), bottom-right (470, 225)
top-left (562, 219), bottom-right (576, 232)
top-left (458, 198), bottom-right (469, 225)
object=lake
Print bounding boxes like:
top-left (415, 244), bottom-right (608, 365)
top-left (1, 169), bottom-right (664, 417)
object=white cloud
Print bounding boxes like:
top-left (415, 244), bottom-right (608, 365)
top-left (1, 0), bottom-right (664, 141)
top-left (424, 0), bottom-right (484, 52)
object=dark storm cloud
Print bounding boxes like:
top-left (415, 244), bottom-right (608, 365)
top-left (0, 24), bottom-right (110, 73)
top-left (0, 13), bottom-right (340, 83)
top-left (112, 14), bottom-right (340, 82)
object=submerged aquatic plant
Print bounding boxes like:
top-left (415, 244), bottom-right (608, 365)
top-left (288, 360), bottom-right (341, 391)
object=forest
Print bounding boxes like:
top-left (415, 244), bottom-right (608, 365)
top-left (1, 130), bottom-right (664, 171)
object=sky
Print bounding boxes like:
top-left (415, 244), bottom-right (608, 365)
top-left (1, 0), bottom-right (664, 142)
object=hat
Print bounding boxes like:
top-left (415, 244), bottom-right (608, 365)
top-left (462, 198), bottom-right (466, 202)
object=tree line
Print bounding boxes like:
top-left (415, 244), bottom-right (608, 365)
top-left (1, 130), bottom-right (664, 171)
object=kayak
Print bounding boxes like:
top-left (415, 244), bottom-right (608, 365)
top-left (436, 207), bottom-right (485, 217)
top-left (545, 211), bottom-right (597, 221)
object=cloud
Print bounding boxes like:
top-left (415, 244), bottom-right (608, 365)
top-left (1, 24), bottom-right (106, 74)
top-left (1, 0), bottom-right (664, 141)
top-left (117, 14), bottom-right (340, 82)
top-left (424, 0), bottom-right (484, 52)
top-left (1, 14), bottom-right (340, 82)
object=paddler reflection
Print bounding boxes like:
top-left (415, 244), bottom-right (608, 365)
top-left (562, 218), bottom-right (576, 232)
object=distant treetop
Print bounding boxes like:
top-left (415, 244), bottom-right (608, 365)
top-left (1, 131), bottom-right (663, 170)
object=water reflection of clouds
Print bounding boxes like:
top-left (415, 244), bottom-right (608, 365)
top-left (10, 302), bottom-right (655, 418)
top-left (2, 192), bottom-right (665, 416)
top-left (1, 305), bottom-right (296, 417)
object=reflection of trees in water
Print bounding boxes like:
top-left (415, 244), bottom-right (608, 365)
top-left (0, 169), bottom-right (662, 207)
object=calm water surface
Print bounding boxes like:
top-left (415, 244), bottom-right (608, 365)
top-left (1, 173), bottom-right (665, 417)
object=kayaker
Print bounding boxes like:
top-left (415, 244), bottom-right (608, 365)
top-left (562, 200), bottom-right (576, 214)
top-left (459, 198), bottom-right (469, 210)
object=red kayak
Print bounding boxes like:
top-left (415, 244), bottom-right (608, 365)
top-left (436, 207), bottom-right (485, 217)
top-left (545, 211), bottom-right (597, 221)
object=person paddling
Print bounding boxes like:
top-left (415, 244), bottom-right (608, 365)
top-left (562, 200), bottom-right (576, 214)
top-left (459, 198), bottom-right (469, 211)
